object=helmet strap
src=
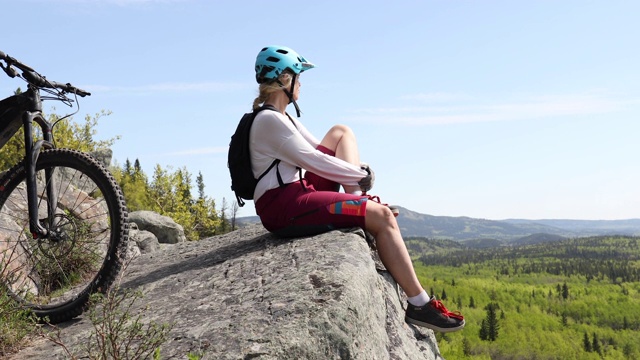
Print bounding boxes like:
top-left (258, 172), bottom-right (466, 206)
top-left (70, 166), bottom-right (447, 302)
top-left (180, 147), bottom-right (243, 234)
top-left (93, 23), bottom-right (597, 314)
top-left (276, 74), bottom-right (302, 117)
top-left (291, 100), bottom-right (302, 118)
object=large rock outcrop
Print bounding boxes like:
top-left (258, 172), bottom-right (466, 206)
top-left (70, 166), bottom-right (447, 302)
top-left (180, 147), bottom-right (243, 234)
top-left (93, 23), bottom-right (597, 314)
top-left (10, 224), bottom-right (443, 359)
top-left (129, 210), bottom-right (186, 244)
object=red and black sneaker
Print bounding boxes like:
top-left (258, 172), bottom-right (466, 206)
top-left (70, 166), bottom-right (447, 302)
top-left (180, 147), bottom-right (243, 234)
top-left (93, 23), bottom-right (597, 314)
top-left (405, 296), bottom-right (465, 333)
top-left (363, 194), bottom-right (399, 217)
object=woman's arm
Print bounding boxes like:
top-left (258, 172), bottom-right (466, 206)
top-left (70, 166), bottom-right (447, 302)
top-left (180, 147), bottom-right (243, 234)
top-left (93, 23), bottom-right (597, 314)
top-left (254, 111), bottom-right (367, 186)
top-left (290, 115), bottom-right (321, 149)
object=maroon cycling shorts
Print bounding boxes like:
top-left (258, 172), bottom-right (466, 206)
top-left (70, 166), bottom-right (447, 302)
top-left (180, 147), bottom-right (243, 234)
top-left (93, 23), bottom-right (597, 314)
top-left (304, 145), bottom-right (341, 192)
top-left (254, 145), bottom-right (367, 237)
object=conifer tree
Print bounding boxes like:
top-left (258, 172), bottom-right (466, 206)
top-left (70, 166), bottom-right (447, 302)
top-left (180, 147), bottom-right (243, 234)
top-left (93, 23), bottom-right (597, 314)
top-left (592, 333), bottom-right (601, 354)
top-left (484, 303), bottom-right (500, 342)
top-left (479, 319), bottom-right (488, 341)
top-left (192, 172), bottom-right (220, 239)
top-left (118, 158), bottom-right (151, 211)
top-left (125, 164), bottom-right (224, 240)
top-left (218, 198), bottom-right (230, 233)
top-left (230, 200), bottom-right (240, 230)
top-left (562, 282), bottom-right (569, 299)
top-left (583, 332), bottom-right (592, 352)
top-left (462, 337), bottom-right (471, 357)
top-left (197, 172), bottom-right (206, 200)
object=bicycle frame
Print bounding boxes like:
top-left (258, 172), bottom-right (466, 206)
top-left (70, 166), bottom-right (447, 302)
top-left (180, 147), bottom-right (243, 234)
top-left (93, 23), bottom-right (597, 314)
top-left (0, 85), bottom-right (57, 239)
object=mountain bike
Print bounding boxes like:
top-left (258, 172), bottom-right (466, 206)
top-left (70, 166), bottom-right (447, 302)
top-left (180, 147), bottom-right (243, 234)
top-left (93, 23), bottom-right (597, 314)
top-left (0, 50), bottom-right (129, 324)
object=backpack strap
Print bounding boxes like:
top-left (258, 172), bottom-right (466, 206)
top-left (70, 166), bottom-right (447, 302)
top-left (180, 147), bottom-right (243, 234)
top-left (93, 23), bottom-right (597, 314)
top-left (255, 105), bottom-right (305, 191)
top-left (282, 112), bottom-right (306, 191)
top-left (253, 105), bottom-right (287, 189)
top-left (257, 159), bottom-right (280, 183)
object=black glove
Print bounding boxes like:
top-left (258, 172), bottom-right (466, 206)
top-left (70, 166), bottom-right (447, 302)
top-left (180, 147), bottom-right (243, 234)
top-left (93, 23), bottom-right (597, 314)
top-left (358, 163), bottom-right (375, 193)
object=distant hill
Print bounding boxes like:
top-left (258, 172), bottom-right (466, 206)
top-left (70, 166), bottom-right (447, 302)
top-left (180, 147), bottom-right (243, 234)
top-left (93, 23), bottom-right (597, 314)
top-left (236, 206), bottom-right (640, 244)
top-left (397, 207), bottom-right (640, 242)
top-left (460, 238), bottom-right (505, 248)
top-left (503, 219), bottom-right (640, 236)
top-left (508, 233), bottom-right (567, 246)
top-left (235, 215), bottom-right (260, 228)
top-left (395, 206), bottom-right (574, 241)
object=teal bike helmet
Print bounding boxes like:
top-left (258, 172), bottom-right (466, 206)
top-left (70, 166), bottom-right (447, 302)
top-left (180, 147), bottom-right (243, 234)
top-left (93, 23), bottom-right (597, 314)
top-left (255, 45), bottom-right (315, 84)
top-left (255, 45), bottom-right (315, 117)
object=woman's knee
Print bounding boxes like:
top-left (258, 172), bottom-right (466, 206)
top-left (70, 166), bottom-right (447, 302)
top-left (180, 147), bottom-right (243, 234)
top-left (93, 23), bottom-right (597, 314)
top-left (331, 124), bottom-right (353, 135)
top-left (365, 202), bottom-right (397, 234)
top-left (321, 124), bottom-right (354, 148)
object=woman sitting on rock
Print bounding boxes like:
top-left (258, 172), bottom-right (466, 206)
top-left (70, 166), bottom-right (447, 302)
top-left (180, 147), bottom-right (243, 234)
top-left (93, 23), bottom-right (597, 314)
top-left (248, 45), bottom-right (464, 333)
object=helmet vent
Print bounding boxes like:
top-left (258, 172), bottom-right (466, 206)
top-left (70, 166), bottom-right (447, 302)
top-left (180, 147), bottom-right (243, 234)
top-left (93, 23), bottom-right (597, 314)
top-left (266, 56), bottom-right (281, 63)
top-left (276, 49), bottom-right (289, 55)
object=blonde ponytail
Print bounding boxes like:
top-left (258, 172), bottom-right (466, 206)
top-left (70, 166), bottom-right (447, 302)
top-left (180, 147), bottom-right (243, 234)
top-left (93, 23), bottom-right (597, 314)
top-left (251, 72), bottom-right (294, 110)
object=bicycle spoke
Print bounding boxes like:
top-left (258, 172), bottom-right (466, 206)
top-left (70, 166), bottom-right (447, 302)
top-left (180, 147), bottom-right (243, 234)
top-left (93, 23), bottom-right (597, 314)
top-left (3, 163), bottom-right (111, 302)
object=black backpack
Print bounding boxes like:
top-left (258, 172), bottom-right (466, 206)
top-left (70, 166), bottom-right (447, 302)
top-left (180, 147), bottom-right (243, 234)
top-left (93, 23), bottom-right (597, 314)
top-left (228, 105), bottom-right (281, 207)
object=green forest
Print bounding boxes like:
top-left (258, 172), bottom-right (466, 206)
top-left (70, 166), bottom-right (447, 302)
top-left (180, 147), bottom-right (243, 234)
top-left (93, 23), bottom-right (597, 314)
top-left (0, 107), bottom-right (237, 242)
top-left (408, 236), bottom-right (640, 359)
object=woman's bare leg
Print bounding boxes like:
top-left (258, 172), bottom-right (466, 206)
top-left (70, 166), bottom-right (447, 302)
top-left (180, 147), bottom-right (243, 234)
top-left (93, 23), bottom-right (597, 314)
top-left (365, 202), bottom-right (423, 297)
top-left (320, 126), bottom-right (423, 296)
top-left (319, 124), bottom-right (360, 164)
top-left (319, 124), bottom-right (361, 193)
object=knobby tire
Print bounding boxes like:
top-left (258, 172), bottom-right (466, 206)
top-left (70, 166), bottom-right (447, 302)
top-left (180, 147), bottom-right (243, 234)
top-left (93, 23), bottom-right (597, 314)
top-left (0, 149), bottom-right (128, 324)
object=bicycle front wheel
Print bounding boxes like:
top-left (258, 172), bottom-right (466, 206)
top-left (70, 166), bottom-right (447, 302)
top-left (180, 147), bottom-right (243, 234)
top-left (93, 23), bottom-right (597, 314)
top-left (0, 148), bottom-right (128, 323)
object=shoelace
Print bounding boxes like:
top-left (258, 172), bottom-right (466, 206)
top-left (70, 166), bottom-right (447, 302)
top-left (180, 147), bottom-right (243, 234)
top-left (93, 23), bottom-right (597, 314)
top-left (431, 299), bottom-right (464, 320)
top-left (363, 193), bottom-right (399, 216)
top-left (363, 193), bottom-right (386, 204)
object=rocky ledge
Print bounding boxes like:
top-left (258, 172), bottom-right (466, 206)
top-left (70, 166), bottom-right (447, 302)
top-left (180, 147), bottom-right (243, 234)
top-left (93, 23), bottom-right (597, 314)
top-left (10, 224), bottom-right (443, 359)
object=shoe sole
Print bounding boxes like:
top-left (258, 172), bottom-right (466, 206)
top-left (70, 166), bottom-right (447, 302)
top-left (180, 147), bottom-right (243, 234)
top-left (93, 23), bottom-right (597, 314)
top-left (405, 317), bottom-right (466, 333)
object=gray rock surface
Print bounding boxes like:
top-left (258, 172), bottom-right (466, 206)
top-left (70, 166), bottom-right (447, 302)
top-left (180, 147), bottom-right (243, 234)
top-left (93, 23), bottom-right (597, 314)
top-left (129, 222), bottom-right (161, 254)
top-left (9, 224), bottom-right (443, 360)
top-left (129, 210), bottom-right (186, 244)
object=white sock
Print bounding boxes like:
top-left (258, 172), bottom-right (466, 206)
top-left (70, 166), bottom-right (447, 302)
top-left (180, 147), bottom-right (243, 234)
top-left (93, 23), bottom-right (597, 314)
top-left (407, 290), bottom-right (430, 307)
top-left (350, 190), bottom-right (362, 196)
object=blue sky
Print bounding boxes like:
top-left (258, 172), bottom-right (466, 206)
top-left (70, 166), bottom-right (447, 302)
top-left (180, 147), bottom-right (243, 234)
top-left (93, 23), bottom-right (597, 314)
top-left (2, 0), bottom-right (638, 220)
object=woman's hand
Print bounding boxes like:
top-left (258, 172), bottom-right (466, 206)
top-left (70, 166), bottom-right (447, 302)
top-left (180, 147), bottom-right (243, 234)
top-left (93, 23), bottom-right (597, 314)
top-left (358, 163), bottom-right (375, 193)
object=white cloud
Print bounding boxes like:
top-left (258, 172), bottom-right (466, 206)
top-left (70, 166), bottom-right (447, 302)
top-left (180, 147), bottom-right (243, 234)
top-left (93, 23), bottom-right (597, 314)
top-left (86, 82), bottom-right (249, 95)
top-left (399, 92), bottom-right (472, 103)
top-left (347, 92), bottom-right (639, 125)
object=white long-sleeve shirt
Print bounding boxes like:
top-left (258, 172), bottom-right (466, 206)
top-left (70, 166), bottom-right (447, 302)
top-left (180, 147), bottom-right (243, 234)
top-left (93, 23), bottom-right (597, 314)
top-left (250, 109), bottom-right (368, 201)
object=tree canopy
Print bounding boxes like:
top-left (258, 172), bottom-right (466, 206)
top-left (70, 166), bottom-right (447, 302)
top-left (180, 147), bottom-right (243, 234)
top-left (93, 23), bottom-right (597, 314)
top-left (0, 101), bottom-right (232, 240)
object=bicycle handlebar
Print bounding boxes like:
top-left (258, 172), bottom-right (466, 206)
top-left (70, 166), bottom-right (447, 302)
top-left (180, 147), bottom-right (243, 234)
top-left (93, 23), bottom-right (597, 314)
top-left (0, 50), bottom-right (91, 97)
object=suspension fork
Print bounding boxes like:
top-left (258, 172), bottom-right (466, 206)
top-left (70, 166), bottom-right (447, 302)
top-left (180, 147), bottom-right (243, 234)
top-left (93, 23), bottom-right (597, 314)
top-left (23, 110), bottom-right (56, 239)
